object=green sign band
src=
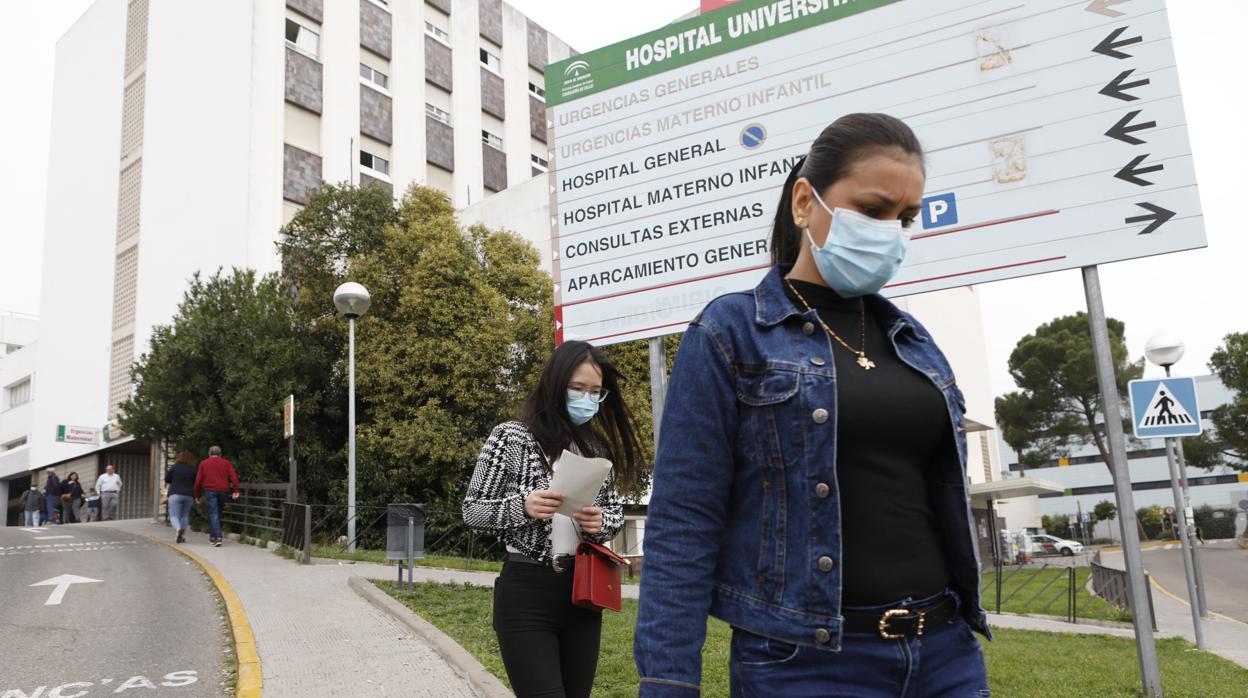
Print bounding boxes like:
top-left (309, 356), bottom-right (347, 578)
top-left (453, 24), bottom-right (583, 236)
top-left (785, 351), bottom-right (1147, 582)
top-left (544, 0), bottom-right (902, 107)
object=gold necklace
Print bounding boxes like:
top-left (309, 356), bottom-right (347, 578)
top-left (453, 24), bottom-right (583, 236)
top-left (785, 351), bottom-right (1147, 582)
top-left (785, 278), bottom-right (876, 370)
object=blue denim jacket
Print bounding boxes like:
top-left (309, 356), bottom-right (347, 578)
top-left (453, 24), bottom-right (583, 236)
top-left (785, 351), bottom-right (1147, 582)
top-left (634, 266), bottom-right (989, 695)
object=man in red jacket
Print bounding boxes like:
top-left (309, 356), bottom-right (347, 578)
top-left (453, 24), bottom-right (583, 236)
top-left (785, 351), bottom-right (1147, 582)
top-left (194, 445), bottom-right (240, 547)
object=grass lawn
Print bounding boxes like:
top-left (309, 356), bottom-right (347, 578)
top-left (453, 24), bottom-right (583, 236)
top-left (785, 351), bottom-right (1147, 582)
top-left (981, 566), bottom-right (1131, 623)
top-left (380, 581), bottom-right (1247, 698)
top-left (303, 544), bottom-right (506, 572)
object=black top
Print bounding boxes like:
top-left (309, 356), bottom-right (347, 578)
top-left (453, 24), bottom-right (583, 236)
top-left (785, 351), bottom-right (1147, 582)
top-left (786, 278), bottom-right (952, 605)
top-left (60, 480), bottom-right (84, 502)
top-left (166, 463), bottom-right (198, 498)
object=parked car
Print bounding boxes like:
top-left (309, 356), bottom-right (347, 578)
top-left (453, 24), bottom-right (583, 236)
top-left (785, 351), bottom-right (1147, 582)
top-left (1029, 534), bottom-right (1084, 556)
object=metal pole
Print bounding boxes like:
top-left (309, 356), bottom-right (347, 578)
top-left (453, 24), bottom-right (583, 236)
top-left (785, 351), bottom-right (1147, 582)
top-left (1171, 437), bottom-right (1208, 617)
top-left (288, 435), bottom-right (297, 504)
top-left (348, 317), bottom-right (357, 553)
top-left (407, 516), bottom-right (415, 591)
top-left (302, 503), bottom-right (312, 565)
top-left (648, 336), bottom-right (669, 442)
top-left (1164, 437), bottom-right (1204, 647)
top-left (1082, 266), bottom-right (1162, 697)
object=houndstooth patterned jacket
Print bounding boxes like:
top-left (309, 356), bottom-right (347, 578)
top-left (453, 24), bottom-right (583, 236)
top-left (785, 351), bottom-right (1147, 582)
top-left (462, 421), bottom-right (624, 564)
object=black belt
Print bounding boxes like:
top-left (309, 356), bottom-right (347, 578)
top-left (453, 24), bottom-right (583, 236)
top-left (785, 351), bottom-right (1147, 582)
top-left (507, 552), bottom-right (576, 573)
top-left (842, 594), bottom-right (958, 640)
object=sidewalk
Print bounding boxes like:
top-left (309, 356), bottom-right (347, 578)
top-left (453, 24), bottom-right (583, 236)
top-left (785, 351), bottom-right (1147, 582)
top-left (1100, 548), bottom-right (1248, 669)
top-left (108, 519), bottom-right (477, 698)
top-left (315, 557), bottom-right (642, 599)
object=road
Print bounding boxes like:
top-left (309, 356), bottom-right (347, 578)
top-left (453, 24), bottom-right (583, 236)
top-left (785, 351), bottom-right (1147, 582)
top-left (1144, 540), bottom-right (1248, 623)
top-left (0, 522), bottom-right (228, 697)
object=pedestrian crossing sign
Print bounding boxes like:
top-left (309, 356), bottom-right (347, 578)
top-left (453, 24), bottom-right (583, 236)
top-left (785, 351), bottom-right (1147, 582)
top-left (1128, 377), bottom-right (1202, 439)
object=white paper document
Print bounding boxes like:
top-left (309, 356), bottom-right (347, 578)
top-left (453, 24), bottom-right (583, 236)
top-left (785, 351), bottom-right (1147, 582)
top-left (550, 450), bottom-right (612, 517)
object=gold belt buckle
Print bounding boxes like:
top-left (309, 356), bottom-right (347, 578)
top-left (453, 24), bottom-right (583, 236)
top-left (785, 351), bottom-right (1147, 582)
top-left (878, 608), bottom-right (926, 640)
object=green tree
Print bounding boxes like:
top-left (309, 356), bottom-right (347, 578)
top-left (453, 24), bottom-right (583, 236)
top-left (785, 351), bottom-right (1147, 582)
top-left (119, 269), bottom-right (337, 487)
top-left (602, 336), bottom-right (680, 498)
top-left (995, 313), bottom-right (1143, 479)
top-left (1181, 332), bottom-right (1248, 472)
top-left (1093, 499), bottom-right (1117, 523)
top-left (346, 186), bottom-right (555, 508)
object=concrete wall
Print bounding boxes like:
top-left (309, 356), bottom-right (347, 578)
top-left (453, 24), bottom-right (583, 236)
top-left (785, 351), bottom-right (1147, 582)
top-left (32, 0), bottom-right (126, 472)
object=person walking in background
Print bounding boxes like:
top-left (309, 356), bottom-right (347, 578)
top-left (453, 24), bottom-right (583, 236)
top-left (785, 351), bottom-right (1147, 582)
top-left (43, 468), bottom-right (61, 525)
top-left (194, 446), bottom-right (239, 547)
top-left (84, 488), bottom-right (102, 522)
top-left (22, 484), bottom-right (43, 526)
top-left (96, 463), bottom-right (123, 521)
top-left (463, 340), bottom-right (643, 698)
top-left (635, 114), bottom-right (990, 696)
top-left (59, 471), bottom-right (85, 524)
top-left (167, 451), bottom-right (198, 544)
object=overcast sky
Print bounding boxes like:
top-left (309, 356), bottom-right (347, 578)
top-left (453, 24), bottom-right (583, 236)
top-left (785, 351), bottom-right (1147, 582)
top-left (2, 0), bottom-right (1243, 399)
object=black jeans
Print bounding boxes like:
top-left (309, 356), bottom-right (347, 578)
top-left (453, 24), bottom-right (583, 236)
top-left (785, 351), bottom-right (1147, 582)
top-left (493, 560), bottom-right (602, 698)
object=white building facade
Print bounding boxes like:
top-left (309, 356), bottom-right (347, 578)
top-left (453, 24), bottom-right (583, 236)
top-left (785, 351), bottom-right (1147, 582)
top-left (27, 0), bottom-right (576, 516)
top-left (1, 312), bottom-right (39, 522)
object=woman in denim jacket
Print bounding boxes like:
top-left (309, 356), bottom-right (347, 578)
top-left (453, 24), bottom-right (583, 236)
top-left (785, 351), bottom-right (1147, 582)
top-left (635, 114), bottom-right (990, 697)
top-left (464, 340), bottom-right (644, 698)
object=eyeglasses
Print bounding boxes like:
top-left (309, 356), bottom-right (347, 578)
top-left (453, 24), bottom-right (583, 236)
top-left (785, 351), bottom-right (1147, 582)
top-left (567, 385), bottom-right (609, 403)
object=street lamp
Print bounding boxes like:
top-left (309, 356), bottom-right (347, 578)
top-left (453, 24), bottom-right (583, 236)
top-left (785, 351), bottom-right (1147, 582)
top-left (1143, 331), bottom-right (1206, 647)
top-left (334, 282), bottom-right (371, 552)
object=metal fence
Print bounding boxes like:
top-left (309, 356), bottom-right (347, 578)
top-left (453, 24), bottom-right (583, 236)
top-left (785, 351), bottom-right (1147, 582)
top-left (1090, 551), bottom-right (1158, 630)
top-left (218, 483), bottom-right (291, 540)
top-left (981, 560), bottom-right (1080, 622)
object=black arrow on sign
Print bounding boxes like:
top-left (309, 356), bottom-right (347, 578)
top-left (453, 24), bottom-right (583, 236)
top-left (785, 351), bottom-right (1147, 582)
top-left (1099, 69), bottom-right (1150, 101)
top-left (1125, 202), bottom-right (1175, 234)
top-left (1085, 0), bottom-right (1131, 18)
top-left (1115, 154), bottom-right (1164, 186)
top-left (1093, 26), bottom-right (1144, 59)
top-left (1106, 110), bottom-right (1157, 145)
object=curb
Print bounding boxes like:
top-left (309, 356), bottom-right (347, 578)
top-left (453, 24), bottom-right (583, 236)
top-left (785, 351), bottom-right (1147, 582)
top-left (133, 531), bottom-right (263, 698)
top-left (348, 576), bottom-right (512, 698)
top-left (1148, 573), bottom-right (1248, 629)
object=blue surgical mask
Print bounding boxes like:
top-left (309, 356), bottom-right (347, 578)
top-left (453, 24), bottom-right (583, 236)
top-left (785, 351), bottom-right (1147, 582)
top-left (566, 392), bottom-right (600, 425)
top-left (804, 196), bottom-right (909, 297)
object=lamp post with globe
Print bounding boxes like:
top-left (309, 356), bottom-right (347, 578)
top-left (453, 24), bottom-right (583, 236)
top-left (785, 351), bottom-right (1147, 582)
top-left (334, 282), bottom-right (371, 552)
top-left (1144, 332), bottom-right (1206, 645)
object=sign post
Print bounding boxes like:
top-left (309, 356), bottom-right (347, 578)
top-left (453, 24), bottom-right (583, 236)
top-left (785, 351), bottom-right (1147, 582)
top-left (283, 394), bottom-right (296, 503)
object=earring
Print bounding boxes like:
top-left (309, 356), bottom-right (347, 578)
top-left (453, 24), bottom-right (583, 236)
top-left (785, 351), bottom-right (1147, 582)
top-left (795, 217), bottom-right (806, 229)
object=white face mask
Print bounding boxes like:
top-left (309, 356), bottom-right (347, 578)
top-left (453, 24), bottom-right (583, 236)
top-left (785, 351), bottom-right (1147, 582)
top-left (804, 195), bottom-right (910, 297)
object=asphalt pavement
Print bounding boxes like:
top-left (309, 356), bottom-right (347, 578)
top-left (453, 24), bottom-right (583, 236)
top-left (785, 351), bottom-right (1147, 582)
top-left (1144, 540), bottom-right (1248, 623)
top-left (0, 522), bottom-right (229, 697)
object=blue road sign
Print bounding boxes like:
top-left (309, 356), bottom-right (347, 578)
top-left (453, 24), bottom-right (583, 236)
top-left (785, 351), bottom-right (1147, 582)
top-left (921, 192), bottom-right (958, 229)
top-left (1128, 377), bottom-right (1202, 439)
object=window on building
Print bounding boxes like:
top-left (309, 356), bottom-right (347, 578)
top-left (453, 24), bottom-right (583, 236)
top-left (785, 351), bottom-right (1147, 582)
top-left (360, 149), bottom-right (390, 176)
top-left (3, 436), bottom-right (27, 450)
top-left (360, 63), bottom-right (389, 90)
top-left (482, 130), bottom-right (504, 150)
top-left (528, 81), bottom-right (546, 101)
top-left (531, 153), bottom-right (549, 172)
top-left (285, 19), bottom-right (320, 59)
top-left (425, 103), bottom-right (451, 125)
top-left (6, 378), bottom-right (31, 409)
top-left (480, 47), bottom-right (502, 73)
top-left (425, 21), bottom-right (451, 45)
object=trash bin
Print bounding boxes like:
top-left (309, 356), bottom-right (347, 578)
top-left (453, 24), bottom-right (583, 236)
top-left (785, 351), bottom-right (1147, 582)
top-left (386, 503), bottom-right (426, 561)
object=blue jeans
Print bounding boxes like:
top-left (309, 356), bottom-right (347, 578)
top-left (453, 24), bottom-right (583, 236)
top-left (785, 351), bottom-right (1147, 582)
top-left (729, 591), bottom-right (989, 698)
top-left (45, 495), bottom-right (60, 524)
top-left (169, 494), bottom-right (194, 532)
top-left (25, 510), bottom-right (41, 527)
top-left (204, 491), bottom-right (228, 540)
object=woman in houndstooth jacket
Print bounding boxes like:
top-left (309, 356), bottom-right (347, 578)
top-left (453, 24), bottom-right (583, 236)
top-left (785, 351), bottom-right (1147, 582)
top-left (464, 340), bottom-right (643, 698)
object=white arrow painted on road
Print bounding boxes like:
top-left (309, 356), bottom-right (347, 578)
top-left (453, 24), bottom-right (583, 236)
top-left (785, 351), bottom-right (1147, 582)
top-left (20, 527), bottom-right (47, 533)
top-left (30, 574), bottom-right (102, 605)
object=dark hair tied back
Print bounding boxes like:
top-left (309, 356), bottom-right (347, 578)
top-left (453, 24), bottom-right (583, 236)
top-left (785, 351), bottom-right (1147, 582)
top-left (770, 113), bottom-right (924, 266)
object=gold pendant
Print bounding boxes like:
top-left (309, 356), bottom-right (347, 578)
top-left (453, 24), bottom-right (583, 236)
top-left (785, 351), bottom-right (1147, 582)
top-left (857, 355), bottom-right (876, 370)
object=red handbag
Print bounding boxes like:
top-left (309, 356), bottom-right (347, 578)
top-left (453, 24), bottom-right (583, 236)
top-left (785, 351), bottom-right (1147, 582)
top-left (572, 541), bottom-right (628, 612)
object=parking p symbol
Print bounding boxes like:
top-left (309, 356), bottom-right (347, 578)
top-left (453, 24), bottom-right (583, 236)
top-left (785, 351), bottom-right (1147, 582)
top-left (921, 193), bottom-right (958, 229)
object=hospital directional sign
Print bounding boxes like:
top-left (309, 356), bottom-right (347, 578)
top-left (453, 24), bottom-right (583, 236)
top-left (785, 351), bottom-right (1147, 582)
top-left (543, 0), bottom-right (1205, 346)
top-left (1128, 376), bottom-right (1201, 439)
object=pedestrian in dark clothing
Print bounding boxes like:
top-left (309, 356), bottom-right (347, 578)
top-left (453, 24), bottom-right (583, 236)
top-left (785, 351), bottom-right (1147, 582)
top-left (167, 451), bottom-right (199, 544)
top-left (59, 471), bottom-right (85, 524)
top-left (43, 468), bottom-right (61, 525)
top-left (194, 445), bottom-right (239, 547)
top-left (22, 485), bottom-right (43, 526)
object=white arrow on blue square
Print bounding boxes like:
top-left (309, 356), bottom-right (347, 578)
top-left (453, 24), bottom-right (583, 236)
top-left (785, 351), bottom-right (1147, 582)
top-left (1128, 377), bottom-right (1202, 439)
